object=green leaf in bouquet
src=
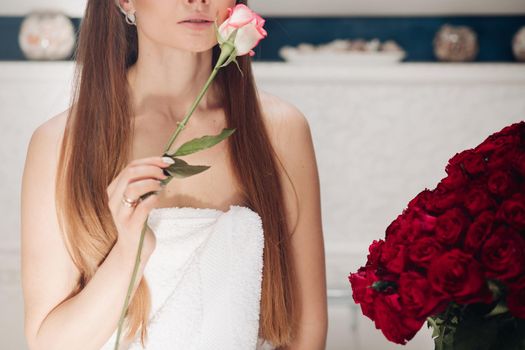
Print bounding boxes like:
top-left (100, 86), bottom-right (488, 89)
top-left (169, 128), bottom-right (236, 157)
top-left (371, 280), bottom-right (397, 292)
top-left (430, 303), bottom-right (461, 350)
top-left (427, 317), bottom-right (441, 339)
top-left (486, 301), bottom-right (509, 317)
top-left (487, 279), bottom-right (505, 300)
top-left (163, 157), bottom-right (211, 179)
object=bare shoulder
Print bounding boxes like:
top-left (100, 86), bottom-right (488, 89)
top-left (258, 90), bottom-right (311, 146)
top-left (32, 107), bottom-right (70, 146)
top-left (258, 90), bottom-right (319, 234)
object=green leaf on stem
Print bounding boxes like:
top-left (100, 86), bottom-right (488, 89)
top-left (163, 157), bottom-right (210, 178)
top-left (169, 128), bottom-right (236, 157)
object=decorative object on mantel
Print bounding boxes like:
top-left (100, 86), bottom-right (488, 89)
top-left (433, 24), bottom-right (478, 62)
top-left (279, 38), bottom-right (406, 65)
top-left (512, 26), bottom-right (525, 62)
top-left (18, 11), bottom-right (76, 60)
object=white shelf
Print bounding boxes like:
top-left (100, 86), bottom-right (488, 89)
top-left (1, 61), bottom-right (525, 84)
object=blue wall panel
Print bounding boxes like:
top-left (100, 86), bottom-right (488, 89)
top-left (0, 15), bottom-right (524, 62)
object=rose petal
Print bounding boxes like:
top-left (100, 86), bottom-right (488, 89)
top-left (233, 19), bottom-right (266, 56)
top-left (226, 4), bottom-right (255, 28)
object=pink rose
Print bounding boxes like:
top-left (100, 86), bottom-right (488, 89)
top-left (217, 4), bottom-right (267, 57)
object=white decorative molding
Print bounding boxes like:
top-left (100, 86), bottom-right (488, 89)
top-left (253, 62), bottom-right (525, 84)
top-left (2, 61), bottom-right (525, 84)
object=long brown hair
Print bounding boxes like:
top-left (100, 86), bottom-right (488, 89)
top-left (55, 0), bottom-right (299, 347)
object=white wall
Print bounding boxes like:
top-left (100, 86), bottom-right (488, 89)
top-left (1, 61), bottom-right (525, 349)
top-left (0, 0), bottom-right (524, 17)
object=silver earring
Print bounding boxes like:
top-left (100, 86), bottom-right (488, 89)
top-left (125, 11), bottom-right (136, 26)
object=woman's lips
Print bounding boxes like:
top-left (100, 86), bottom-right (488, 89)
top-left (179, 21), bottom-right (213, 30)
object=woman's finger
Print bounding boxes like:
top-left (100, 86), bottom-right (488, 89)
top-left (110, 165), bottom-right (166, 209)
top-left (107, 156), bottom-right (172, 199)
top-left (116, 179), bottom-right (163, 220)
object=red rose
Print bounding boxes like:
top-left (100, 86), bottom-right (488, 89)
top-left (428, 249), bottom-right (493, 304)
top-left (428, 183), bottom-right (464, 213)
top-left (349, 267), bottom-right (379, 319)
top-left (487, 146), bottom-right (517, 171)
top-left (507, 276), bottom-right (525, 319)
top-left (463, 211), bottom-right (495, 253)
top-left (386, 208), bottom-right (436, 244)
top-left (385, 214), bottom-right (414, 243)
top-left (435, 208), bottom-right (470, 246)
top-left (487, 169), bottom-right (518, 198)
top-left (380, 239), bottom-right (407, 274)
top-left (398, 271), bottom-right (448, 318)
top-left (408, 237), bottom-right (444, 269)
top-left (496, 193), bottom-right (525, 230)
top-left (514, 151), bottom-right (525, 176)
top-left (449, 149), bottom-right (486, 175)
top-left (480, 226), bottom-right (525, 281)
top-left (365, 239), bottom-right (384, 269)
top-left (373, 293), bottom-right (426, 345)
top-left (476, 135), bottom-right (520, 153)
top-left (441, 164), bottom-right (468, 190)
top-left (497, 121), bottom-right (525, 136)
top-left (408, 189), bottom-right (433, 210)
top-left (409, 207), bottom-right (438, 233)
top-left (464, 185), bottom-right (496, 216)
top-left (475, 123), bottom-right (522, 154)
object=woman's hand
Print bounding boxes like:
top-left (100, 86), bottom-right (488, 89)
top-left (106, 156), bottom-right (173, 260)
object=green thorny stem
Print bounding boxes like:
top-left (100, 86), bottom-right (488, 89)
top-left (113, 37), bottom-right (239, 350)
top-left (163, 40), bottom-right (238, 155)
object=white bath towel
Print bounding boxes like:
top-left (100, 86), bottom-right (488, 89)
top-left (100, 205), bottom-right (275, 350)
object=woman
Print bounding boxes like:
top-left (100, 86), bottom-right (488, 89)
top-left (21, 0), bottom-right (327, 349)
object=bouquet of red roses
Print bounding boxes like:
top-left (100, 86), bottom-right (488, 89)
top-left (348, 121), bottom-right (525, 350)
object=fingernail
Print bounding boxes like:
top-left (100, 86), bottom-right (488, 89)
top-left (162, 156), bottom-right (175, 164)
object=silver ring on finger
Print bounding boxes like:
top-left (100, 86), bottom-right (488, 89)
top-left (121, 194), bottom-right (140, 208)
